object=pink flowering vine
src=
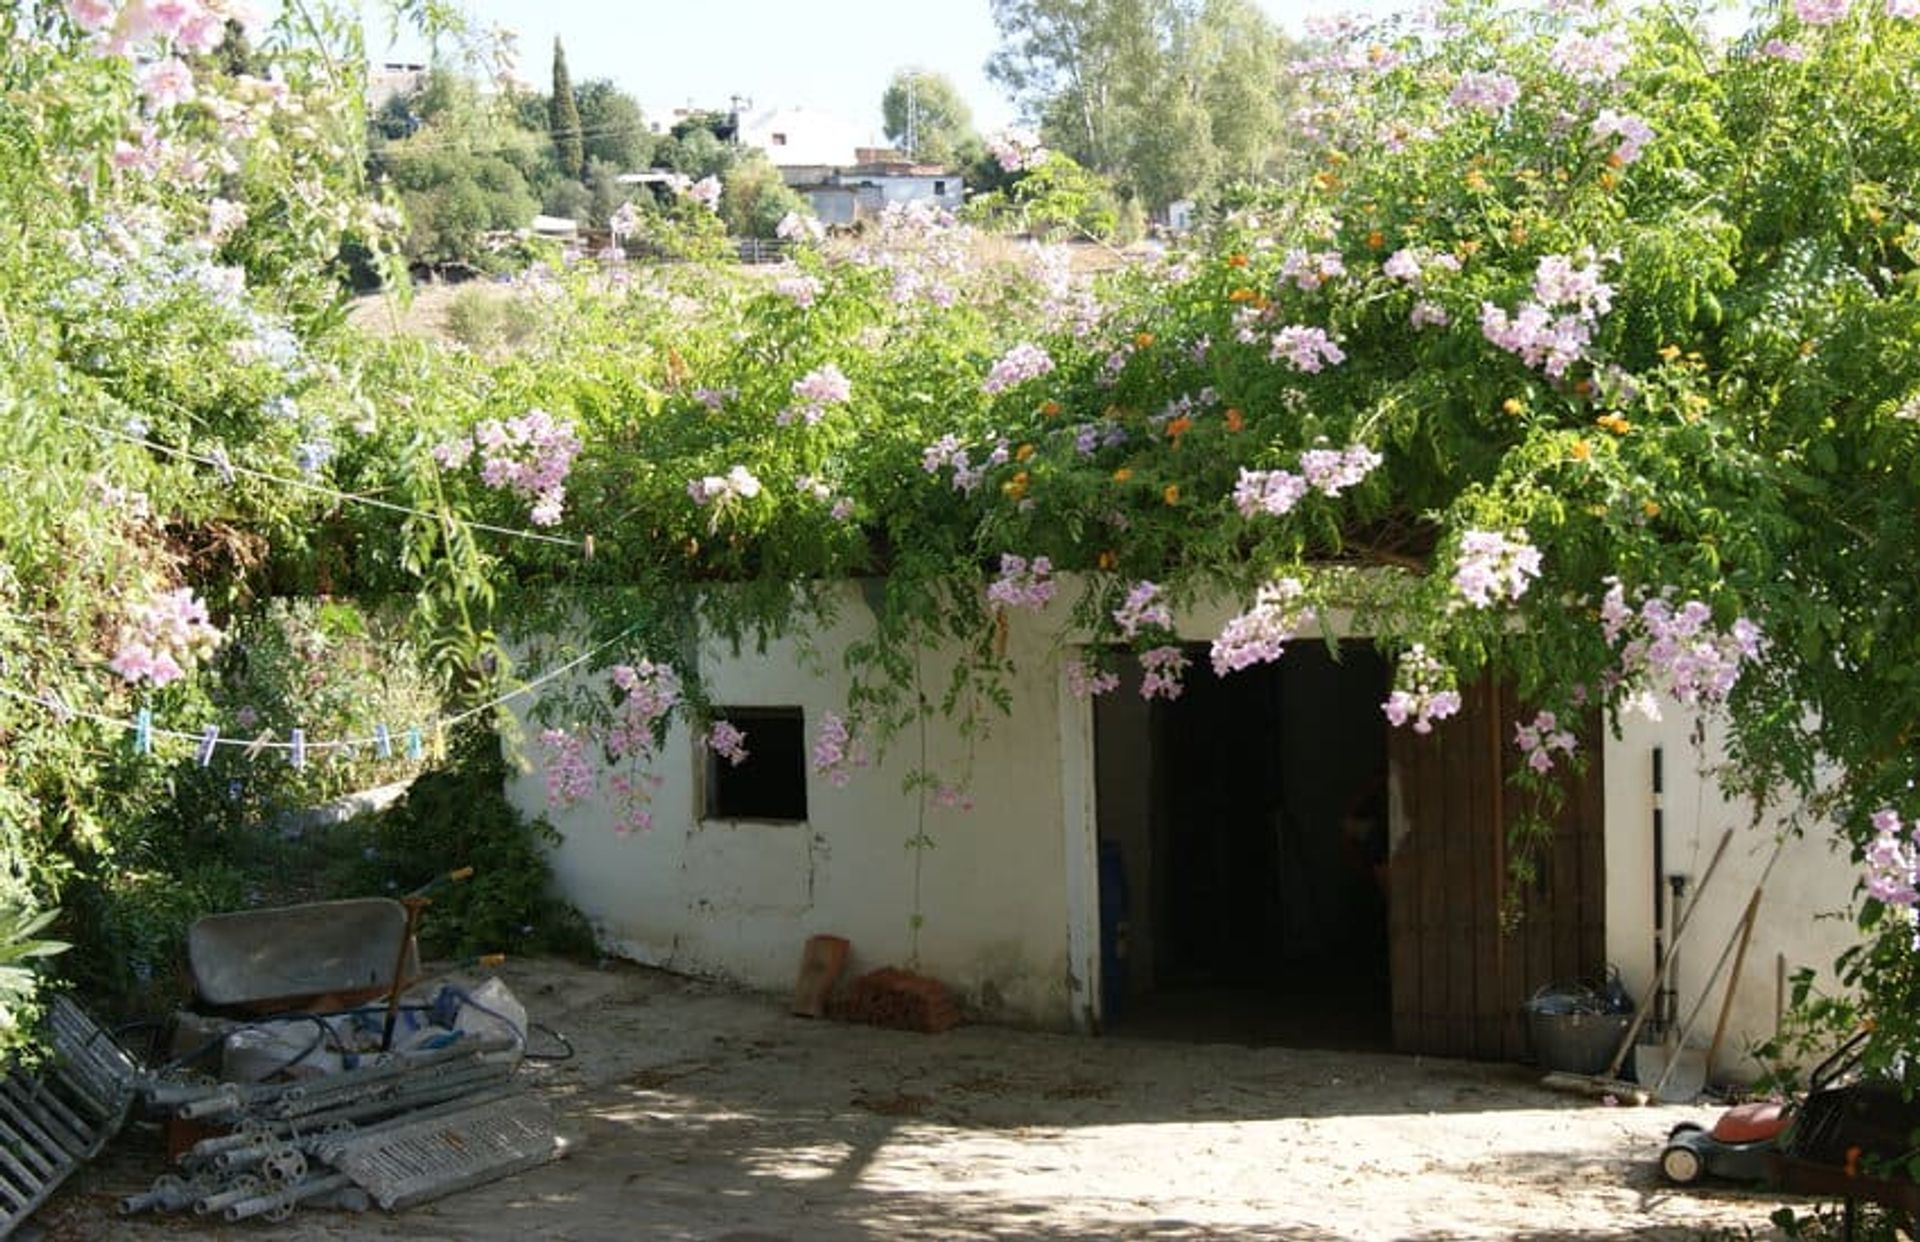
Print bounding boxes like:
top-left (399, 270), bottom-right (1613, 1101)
top-left (1451, 528), bottom-right (1543, 609)
top-left (707, 720), bottom-right (750, 767)
top-left (109, 587), bottom-right (222, 687)
top-left (540, 728), bottom-right (596, 808)
top-left (1269, 325), bottom-right (1346, 373)
top-left (983, 342), bottom-right (1055, 394)
top-left (1139, 645), bottom-right (1190, 701)
top-left (1864, 809), bottom-right (1920, 909)
top-left (1383, 644), bottom-right (1462, 734)
top-left (812, 711), bottom-right (867, 787)
top-left (986, 553), bottom-right (1055, 611)
top-left (1599, 580), bottom-right (1764, 708)
top-left (1211, 578), bottom-right (1314, 676)
top-left (1066, 658), bottom-right (1120, 700)
top-left (434, 408), bottom-right (582, 527)
top-left (1114, 581), bottom-right (1173, 639)
top-left (1514, 709), bottom-right (1578, 774)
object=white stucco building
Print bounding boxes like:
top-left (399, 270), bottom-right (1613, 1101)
top-left (512, 579), bottom-right (1861, 1081)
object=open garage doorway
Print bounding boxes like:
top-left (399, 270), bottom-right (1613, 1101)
top-left (1093, 641), bottom-right (1392, 1048)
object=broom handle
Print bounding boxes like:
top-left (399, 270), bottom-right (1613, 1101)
top-left (1603, 827), bottom-right (1733, 1080)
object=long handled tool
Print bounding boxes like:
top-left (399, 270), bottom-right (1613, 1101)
top-left (1542, 828), bottom-right (1734, 1101)
top-left (380, 867), bottom-right (475, 1052)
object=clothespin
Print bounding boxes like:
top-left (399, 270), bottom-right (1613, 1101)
top-left (375, 723), bottom-right (393, 759)
top-left (197, 725), bottom-right (220, 767)
top-left (133, 708), bottom-right (152, 755)
top-left (245, 730), bottom-right (275, 761)
top-left (583, 533), bottom-right (595, 562)
top-left (406, 726), bottom-right (423, 761)
top-left (41, 690), bottom-right (72, 725)
top-left (430, 721), bottom-right (447, 762)
top-left (289, 728), bottom-right (306, 770)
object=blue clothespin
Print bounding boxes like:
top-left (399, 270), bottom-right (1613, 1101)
top-left (375, 723), bottom-right (393, 759)
top-left (133, 708), bottom-right (152, 755)
top-left (406, 726), bottom-right (423, 761)
top-left (289, 727), bottom-right (306, 770)
top-left (197, 725), bottom-right (220, 767)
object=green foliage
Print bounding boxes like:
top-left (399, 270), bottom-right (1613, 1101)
top-left (574, 78), bottom-right (653, 172)
top-left (445, 285), bottom-right (547, 352)
top-left (988, 0), bottom-right (1296, 210)
top-left (323, 729), bottom-right (594, 960)
top-left (0, 905), bottom-right (66, 1049)
top-left (722, 152), bottom-right (809, 239)
top-left (882, 68), bottom-right (978, 165)
top-left (964, 149), bottom-right (1123, 240)
top-left (548, 38), bottom-right (584, 180)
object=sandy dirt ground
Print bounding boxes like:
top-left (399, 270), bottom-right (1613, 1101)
top-left (38, 957), bottom-right (1806, 1241)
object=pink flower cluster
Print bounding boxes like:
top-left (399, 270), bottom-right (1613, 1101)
top-left (1599, 581), bottom-right (1763, 707)
top-left (1382, 247), bottom-right (1459, 288)
top-left (921, 434), bottom-right (996, 494)
top-left (1114, 581), bottom-right (1173, 639)
top-left (983, 342), bottom-right (1056, 395)
top-left (1382, 644), bottom-right (1463, 733)
top-left (987, 553), bottom-right (1056, 611)
top-left (1451, 528), bottom-right (1543, 609)
top-left (433, 408), bottom-right (582, 527)
top-left (1514, 709), bottom-right (1578, 774)
top-left (1234, 444), bottom-right (1382, 518)
top-left (1139, 645), bottom-right (1190, 701)
top-left (1760, 37), bottom-right (1809, 59)
top-left (1449, 70), bottom-right (1521, 113)
top-left (1864, 809), bottom-right (1920, 909)
top-left (687, 464), bottom-right (763, 507)
top-left (1280, 249), bottom-right (1347, 291)
top-left (1590, 109), bottom-right (1655, 165)
top-left (1269, 325), bottom-right (1346, 373)
top-left (776, 212), bottom-right (826, 242)
top-left (707, 720), bottom-right (750, 767)
top-left (775, 274), bottom-right (821, 308)
top-left (108, 587), bottom-right (222, 687)
top-left (987, 128), bottom-right (1047, 172)
top-left (1066, 658), bottom-right (1120, 700)
top-left (1550, 29), bottom-right (1630, 82)
top-left (1211, 578), bottom-right (1314, 676)
top-left (812, 711), bottom-right (867, 787)
top-left (1794, 0), bottom-right (1849, 22)
top-left (781, 362), bottom-right (852, 426)
top-left (540, 728), bottom-right (596, 808)
top-left (1481, 253), bottom-right (1614, 379)
top-left (70, 0), bottom-right (239, 54)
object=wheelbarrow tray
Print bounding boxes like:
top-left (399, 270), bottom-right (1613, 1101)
top-left (188, 898), bottom-right (419, 1013)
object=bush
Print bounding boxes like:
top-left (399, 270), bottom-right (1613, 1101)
top-left (321, 727), bottom-right (594, 962)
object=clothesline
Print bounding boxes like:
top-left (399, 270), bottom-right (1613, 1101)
top-left (62, 416), bottom-right (586, 549)
top-left (0, 629), bottom-right (630, 758)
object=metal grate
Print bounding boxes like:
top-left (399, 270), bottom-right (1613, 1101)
top-left (0, 996), bottom-right (141, 1238)
top-left (327, 1092), bottom-right (559, 1211)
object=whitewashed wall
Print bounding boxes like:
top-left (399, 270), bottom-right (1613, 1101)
top-left (1603, 705), bottom-right (1862, 1083)
top-left (508, 584), bottom-right (1082, 1028)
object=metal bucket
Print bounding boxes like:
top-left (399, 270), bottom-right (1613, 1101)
top-left (188, 898), bottom-right (418, 1013)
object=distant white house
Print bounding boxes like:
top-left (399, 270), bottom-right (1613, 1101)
top-left (737, 106), bottom-right (867, 169)
top-left (783, 149), bottom-right (967, 226)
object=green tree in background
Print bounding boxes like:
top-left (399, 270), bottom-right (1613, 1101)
top-left (575, 78), bottom-right (653, 171)
top-left (987, 0), bottom-right (1293, 212)
top-left (549, 37), bottom-right (584, 180)
top-left (881, 68), bottom-right (979, 165)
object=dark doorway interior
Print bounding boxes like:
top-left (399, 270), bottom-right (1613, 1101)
top-left (1095, 641), bottom-right (1391, 1048)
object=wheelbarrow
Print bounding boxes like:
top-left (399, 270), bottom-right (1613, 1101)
top-left (188, 897), bottom-right (422, 1015)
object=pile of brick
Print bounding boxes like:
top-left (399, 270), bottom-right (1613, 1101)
top-left (835, 968), bottom-right (962, 1034)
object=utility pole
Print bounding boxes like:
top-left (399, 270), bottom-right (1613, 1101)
top-left (906, 73), bottom-right (917, 160)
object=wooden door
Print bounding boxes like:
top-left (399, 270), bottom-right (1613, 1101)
top-left (1387, 680), bottom-right (1606, 1060)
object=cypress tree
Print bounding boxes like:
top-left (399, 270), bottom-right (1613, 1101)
top-left (549, 38), bottom-right (584, 181)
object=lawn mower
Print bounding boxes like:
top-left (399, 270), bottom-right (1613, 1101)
top-left (1657, 1027), bottom-right (1869, 1187)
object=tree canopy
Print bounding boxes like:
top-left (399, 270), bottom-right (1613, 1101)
top-left (881, 68), bottom-right (980, 166)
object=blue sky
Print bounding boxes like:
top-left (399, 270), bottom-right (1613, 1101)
top-left (381, 0), bottom-right (1403, 142)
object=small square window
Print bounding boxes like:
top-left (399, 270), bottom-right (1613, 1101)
top-left (772, 133), bottom-right (787, 145)
top-left (703, 707), bottom-right (808, 822)
top-left (934, 180), bottom-right (947, 195)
